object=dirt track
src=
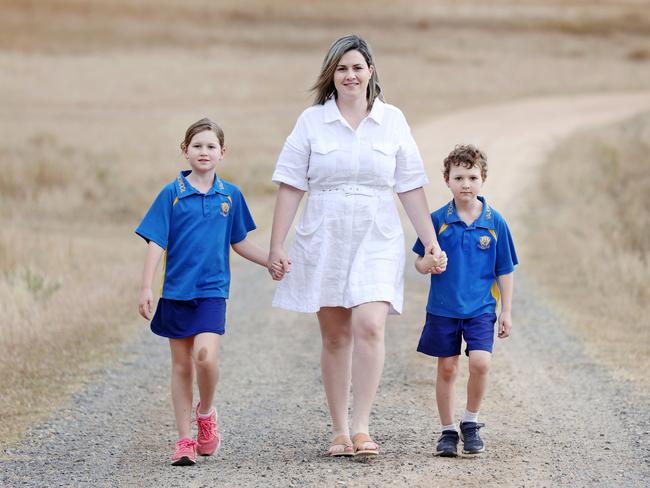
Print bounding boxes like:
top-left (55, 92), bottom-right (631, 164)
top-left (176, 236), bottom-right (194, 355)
top-left (2, 93), bottom-right (650, 487)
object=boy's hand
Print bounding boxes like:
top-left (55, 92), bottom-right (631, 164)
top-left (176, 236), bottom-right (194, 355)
top-left (430, 250), bottom-right (447, 274)
top-left (270, 261), bottom-right (285, 281)
top-left (139, 287), bottom-right (154, 320)
top-left (498, 310), bottom-right (512, 338)
top-left (268, 248), bottom-right (291, 281)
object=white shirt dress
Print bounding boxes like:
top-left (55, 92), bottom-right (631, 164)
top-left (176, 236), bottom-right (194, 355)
top-left (271, 98), bottom-right (428, 314)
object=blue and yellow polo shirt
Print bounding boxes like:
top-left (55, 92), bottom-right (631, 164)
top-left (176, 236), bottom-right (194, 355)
top-left (413, 196), bottom-right (518, 319)
top-left (136, 170), bottom-right (256, 300)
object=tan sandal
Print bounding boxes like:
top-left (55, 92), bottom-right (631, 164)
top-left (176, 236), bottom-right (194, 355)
top-left (352, 433), bottom-right (379, 457)
top-left (327, 434), bottom-right (354, 457)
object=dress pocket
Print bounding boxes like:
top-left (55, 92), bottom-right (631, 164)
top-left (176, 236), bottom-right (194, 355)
top-left (309, 140), bottom-right (339, 177)
top-left (292, 214), bottom-right (326, 265)
top-left (371, 142), bottom-right (398, 178)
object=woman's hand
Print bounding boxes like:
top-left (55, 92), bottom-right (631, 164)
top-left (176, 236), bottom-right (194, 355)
top-left (139, 287), bottom-right (154, 320)
top-left (268, 247), bottom-right (291, 281)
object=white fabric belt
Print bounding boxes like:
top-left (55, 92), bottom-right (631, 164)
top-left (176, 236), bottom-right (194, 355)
top-left (309, 184), bottom-right (392, 196)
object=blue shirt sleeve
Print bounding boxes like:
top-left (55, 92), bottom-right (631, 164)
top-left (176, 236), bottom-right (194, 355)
top-left (230, 189), bottom-right (256, 244)
top-left (495, 217), bottom-right (518, 276)
top-left (135, 185), bottom-right (174, 249)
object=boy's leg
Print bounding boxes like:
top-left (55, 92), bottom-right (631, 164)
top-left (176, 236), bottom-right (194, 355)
top-left (436, 356), bottom-right (460, 426)
top-left (192, 332), bottom-right (222, 413)
top-left (466, 350), bottom-right (492, 413)
top-left (318, 307), bottom-right (354, 445)
top-left (169, 337), bottom-right (195, 440)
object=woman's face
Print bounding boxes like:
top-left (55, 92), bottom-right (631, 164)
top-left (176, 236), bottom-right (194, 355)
top-left (333, 49), bottom-right (374, 100)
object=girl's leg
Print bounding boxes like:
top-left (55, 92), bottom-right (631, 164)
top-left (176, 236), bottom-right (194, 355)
top-left (318, 306), bottom-right (353, 439)
top-left (436, 356), bottom-right (460, 426)
top-left (466, 350), bottom-right (492, 413)
top-left (192, 332), bottom-right (221, 413)
top-left (169, 337), bottom-right (195, 439)
top-left (349, 301), bottom-right (389, 439)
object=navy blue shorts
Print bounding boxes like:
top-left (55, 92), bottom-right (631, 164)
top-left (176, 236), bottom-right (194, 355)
top-left (151, 297), bottom-right (226, 339)
top-left (417, 312), bottom-right (497, 357)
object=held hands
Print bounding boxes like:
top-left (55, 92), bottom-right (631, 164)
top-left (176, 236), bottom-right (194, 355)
top-left (422, 242), bottom-right (448, 274)
top-left (268, 247), bottom-right (291, 281)
top-left (138, 287), bottom-right (154, 320)
top-left (498, 310), bottom-right (512, 338)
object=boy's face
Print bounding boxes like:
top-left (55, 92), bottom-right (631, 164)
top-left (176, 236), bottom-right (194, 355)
top-left (184, 130), bottom-right (224, 174)
top-left (446, 164), bottom-right (484, 203)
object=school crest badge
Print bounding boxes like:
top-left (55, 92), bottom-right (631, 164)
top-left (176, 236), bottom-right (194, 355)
top-left (220, 202), bottom-right (230, 217)
top-left (479, 235), bottom-right (491, 249)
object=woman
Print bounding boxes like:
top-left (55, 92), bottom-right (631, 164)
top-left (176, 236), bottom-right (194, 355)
top-left (268, 35), bottom-right (443, 457)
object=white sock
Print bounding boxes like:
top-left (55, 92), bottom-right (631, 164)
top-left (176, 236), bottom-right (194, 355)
top-left (441, 423), bottom-right (457, 432)
top-left (461, 409), bottom-right (479, 423)
top-left (198, 407), bottom-right (215, 418)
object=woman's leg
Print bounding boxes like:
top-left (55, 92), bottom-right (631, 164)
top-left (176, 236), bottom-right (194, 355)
top-left (192, 332), bottom-right (221, 413)
top-left (169, 337), bottom-right (195, 439)
top-left (318, 306), bottom-right (353, 439)
top-left (350, 301), bottom-right (389, 440)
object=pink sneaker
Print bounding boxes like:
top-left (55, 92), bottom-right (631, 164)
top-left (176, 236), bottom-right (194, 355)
top-left (171, 438), bottom-right (197, 466)
top-left (195, 402), bottom-right (221, 456)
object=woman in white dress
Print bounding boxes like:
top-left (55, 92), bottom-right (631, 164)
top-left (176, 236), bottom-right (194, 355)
top-left (268, 35), bottom-right (444, 457)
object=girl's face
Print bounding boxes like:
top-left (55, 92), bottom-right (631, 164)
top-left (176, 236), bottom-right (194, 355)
top-left (333, 49), bottom-right (374, 101)
top-left (184, 130), bottom-right (224, 174)
top-left (446, 164), bottom-right (484, 203)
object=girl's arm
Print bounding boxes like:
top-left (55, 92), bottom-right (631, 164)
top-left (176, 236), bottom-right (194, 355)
top-left (398, 187), bottom-right (442, 258)
top-left (496, 272), bottom-right (514, 338)
top-left (268, 183), bottom-right (305, 274)
top-left (139, 241), bottom-right (165, 320)
top-left (231, 238), bottom-right (269, 267)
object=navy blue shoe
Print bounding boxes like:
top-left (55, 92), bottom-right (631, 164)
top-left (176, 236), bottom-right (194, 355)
top-left (435, 430), bottom-right (459, 457)
top-left (459, 421), bottom-right (485, 454)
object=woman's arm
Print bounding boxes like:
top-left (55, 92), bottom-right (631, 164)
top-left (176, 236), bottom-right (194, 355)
top-left (139, 241), bottom-right (164, 320)
top-left (398, 187), bottom-right (441, 257)
top-left (268, 183), bottom-right (305, 274)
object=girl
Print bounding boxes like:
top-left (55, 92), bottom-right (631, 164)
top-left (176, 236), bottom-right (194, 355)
top-left (268, 35), bottom-right (444, 457)
top-left (136, 118), bottom-right (279, 465)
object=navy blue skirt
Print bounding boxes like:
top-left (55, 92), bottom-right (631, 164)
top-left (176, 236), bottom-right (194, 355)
top-left (151, 297), bottom-right (226, 339)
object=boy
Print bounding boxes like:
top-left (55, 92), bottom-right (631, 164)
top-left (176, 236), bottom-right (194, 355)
top-left (413, 144), bottom-right (518, 456)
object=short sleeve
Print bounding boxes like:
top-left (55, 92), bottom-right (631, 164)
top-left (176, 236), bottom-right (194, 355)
top-left (229, 190), bottom-right (257, 244)
top-left (272, 114), bottom-right (310, 191)
top-left (495, 218), bottom-right (518, 276)
top-left (135, 185), bottom-right (174, 249)
top-left (394, 110), bottom-right (428, 193)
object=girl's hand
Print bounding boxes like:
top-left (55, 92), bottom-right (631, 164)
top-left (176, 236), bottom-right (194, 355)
top-left (497, 310), bottom-right (512, 338)
top-left (139, 287), bottom-right (154, 320)
top-left (270, 262), bottom-right (285, 281)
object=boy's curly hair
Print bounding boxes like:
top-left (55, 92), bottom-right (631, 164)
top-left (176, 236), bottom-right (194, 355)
top-left (443, 144), bottom-right (488, 181)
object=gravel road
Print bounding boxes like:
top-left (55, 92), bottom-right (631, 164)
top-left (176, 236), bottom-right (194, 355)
top-left (2, 94), bottom-right (649, 487)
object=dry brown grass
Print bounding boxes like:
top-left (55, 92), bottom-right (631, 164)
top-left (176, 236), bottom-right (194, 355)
top-left (1, 0), bottom-right (650, 448)
top-left (524, 112), bottom-right (650, 388)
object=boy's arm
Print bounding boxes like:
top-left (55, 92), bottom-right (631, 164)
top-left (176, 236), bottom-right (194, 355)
top-left (496, 272), bottom-right (514, 338)
top-left (232, 238), bottom-right (285, 282)
top-left (231, 238), bottom-right (268, 266)
top-left (139, 241), bottom-right (164, 320)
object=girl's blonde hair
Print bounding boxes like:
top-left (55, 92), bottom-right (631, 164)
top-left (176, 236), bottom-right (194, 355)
top-left (180, 118), bottom-right (224, 151)
top-left (311, 35), bottom-right (384, 107)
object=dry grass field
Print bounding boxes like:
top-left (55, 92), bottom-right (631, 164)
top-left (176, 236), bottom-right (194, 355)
top-left (525, 112), bottom-right (650, 385)
top-left (1, 0), bottom-right (650, 448)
